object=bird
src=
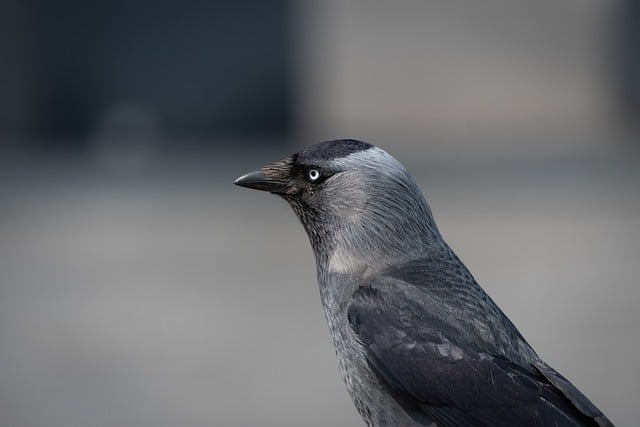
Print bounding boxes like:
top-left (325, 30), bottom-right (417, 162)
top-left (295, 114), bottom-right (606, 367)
top-left (234, 139), bottom-right (613, 427)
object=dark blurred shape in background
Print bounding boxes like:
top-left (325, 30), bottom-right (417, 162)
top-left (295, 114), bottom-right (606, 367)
top-left (0, 0), bottom-right (291, 148)
top-left (614, 0), bottom-right (640, 130)
top-left (0, 2), bottom-right (638, 427)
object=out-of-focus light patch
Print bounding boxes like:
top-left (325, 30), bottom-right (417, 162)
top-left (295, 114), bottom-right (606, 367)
top-left (90, 103), bottom-right (161, 175)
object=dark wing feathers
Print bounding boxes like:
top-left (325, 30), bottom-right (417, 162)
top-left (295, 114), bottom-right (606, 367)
top-left (348, 281), bottom-right (612, 426)
top-left (532, 361), bottom-right (613, 427)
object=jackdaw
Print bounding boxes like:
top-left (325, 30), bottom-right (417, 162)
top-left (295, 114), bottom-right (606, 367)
top-left (234, 139), bottom-right (613, 427)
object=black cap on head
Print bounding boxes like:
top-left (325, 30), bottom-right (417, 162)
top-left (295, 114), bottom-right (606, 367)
top-left (296, 139), bottom-right (373, 164)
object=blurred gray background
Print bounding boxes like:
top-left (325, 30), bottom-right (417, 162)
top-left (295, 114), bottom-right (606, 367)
top-left (1, 1), bottom-right (639, 426)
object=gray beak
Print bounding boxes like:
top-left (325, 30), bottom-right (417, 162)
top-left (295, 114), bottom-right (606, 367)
top-left (234, 170), bottom-right (290, 194)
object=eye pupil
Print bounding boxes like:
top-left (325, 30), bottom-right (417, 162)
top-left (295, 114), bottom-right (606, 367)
top-left (308, 169), bottom-right (320, 181)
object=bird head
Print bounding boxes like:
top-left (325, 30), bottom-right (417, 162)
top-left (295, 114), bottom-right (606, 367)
top-left (235, 139), bottom-right (441, 272)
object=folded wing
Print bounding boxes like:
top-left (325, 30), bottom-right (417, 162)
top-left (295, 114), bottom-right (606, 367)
top-left (347, 279), bottom-right (612, 427)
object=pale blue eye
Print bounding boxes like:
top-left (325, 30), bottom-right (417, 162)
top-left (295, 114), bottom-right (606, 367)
top-left (308, 169), bottom-right (321, 182)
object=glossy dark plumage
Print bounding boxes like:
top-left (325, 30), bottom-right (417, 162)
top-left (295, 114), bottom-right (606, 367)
top-left (348, 256), bottom-right (610, 426)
